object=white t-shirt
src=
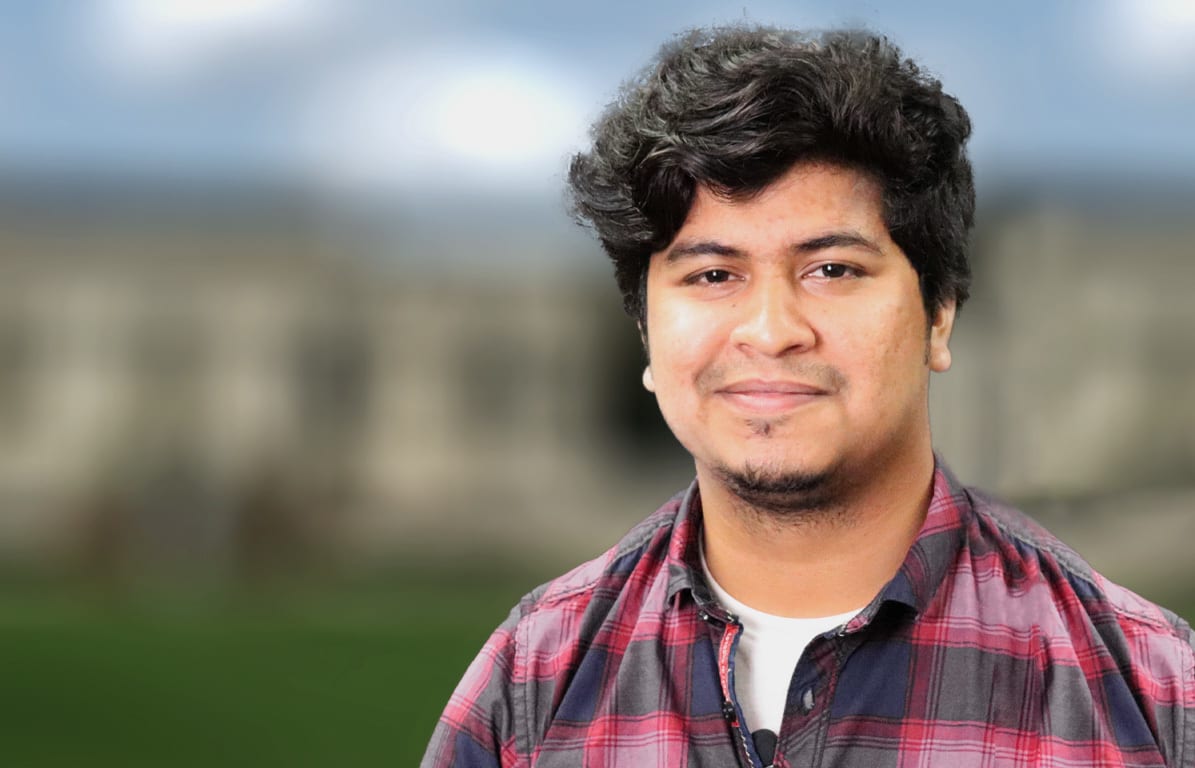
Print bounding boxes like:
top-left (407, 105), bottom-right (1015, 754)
top-left (701, 550), bottom-right (862, 736)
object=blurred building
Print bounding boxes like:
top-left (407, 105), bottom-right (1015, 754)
top-left (0, 175), bottom-right (1191, 588)
top-left (934, 181), bottom-right (1195, 497)
top-left (0, 177), bottom-right (656, 579)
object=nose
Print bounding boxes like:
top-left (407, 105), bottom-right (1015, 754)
top-left (728, 274), bottom-right (816, 357)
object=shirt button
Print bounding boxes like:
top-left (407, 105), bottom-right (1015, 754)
top-left (800, 688), bottom-right (815, 713)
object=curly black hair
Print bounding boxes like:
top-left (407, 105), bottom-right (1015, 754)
top-left (567, 25), bottom-right (975, 325)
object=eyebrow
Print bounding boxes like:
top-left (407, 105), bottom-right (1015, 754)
top-left (664, 230), bottom-right (883, 263)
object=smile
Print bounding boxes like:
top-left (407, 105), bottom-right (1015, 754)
top-left (715, 380), bottom-right (830, 415)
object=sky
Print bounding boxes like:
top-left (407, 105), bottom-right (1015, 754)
top-left (0, 0), bottom-right (1192, 213)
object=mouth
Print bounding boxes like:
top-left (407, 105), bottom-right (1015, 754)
top-left (716, 379), bottom-right (830, 415)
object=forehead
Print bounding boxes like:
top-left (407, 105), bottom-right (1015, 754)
top-left (682, 162), bottom-right (886, 238)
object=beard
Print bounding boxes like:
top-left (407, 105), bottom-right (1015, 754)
top-left (710, 459), bottom-right (853, 522)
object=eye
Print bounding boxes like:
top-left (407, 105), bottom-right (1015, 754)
top-left (687, 268), bottom-right (735, 285)
top-left (810, 263), bottom-right (858, 279)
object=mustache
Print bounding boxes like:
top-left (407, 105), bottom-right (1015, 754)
top-left (696, 361), bottom-right (848, 394)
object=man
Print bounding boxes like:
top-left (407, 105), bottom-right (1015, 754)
top-left (423, 26), bottom-right (1194, 767)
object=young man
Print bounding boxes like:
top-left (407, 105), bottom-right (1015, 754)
top-left (423, 26), bottom-right (1194, 767)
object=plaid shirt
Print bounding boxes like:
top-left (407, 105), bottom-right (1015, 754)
top-left (423, 463), bottom-right (1195, 767)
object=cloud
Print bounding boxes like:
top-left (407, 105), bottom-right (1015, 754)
top-left (1099, 0), bottom-right (1195, 83)
top-left (298, 43), bottom-right (591, 196)
top-left (87, 0), bottom-right (332, 86)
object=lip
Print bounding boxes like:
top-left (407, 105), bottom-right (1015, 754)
top-left (716, 379), bottom-right (829, 414)
top-left (719, 379), bottom-right (828, 396)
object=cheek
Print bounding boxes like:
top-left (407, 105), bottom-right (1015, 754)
top-left (649, 339), bottom-right (708, 395)
top-left (647, 305), bottom-right (725, 385)
top-left (832, 297), bottom-right (928, 392)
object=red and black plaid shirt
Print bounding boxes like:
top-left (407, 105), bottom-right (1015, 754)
top-left (423, 463), bottom-right (1195, 767)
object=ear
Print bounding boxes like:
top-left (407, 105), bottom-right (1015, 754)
top-left (642, 365), bottom-right (655, 392)
top-left (928, 300), bottom-right (957, 373)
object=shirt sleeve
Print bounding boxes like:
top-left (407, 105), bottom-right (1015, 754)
top-left (421, 604), bottom-right (525, 768)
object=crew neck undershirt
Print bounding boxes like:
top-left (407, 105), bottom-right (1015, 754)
top-left (700, 546), bottom-right (862, 737)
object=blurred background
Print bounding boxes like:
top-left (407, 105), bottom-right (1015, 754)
top-left (1, 1), bottom-right (1193, 765)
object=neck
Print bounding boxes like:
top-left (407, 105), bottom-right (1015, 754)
top-left (696, 446), bottom-right (935, 618)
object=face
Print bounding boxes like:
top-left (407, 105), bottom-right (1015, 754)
top-left (643, 162), bottom-right (955, 505)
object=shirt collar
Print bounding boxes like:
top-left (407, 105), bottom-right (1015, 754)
top-left (663, 456), bottom-right (974, 619)
top-left (872, 458), bottom-right (973, 617)
top-left (665, 479), bottom-right (710, 607)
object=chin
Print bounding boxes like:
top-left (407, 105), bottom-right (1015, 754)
top-left (734, 445), bottom-right (837, 479)
top-left (710, 457), bottom-right (840, 515)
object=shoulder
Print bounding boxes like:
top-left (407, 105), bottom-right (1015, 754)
top-left (959, 486), bottom-right (1194, 692)
top-left (511, 489), bottom-right (687, 650)
top-left (920, 486), bottom-right (1195, 763)
top-left (965, 487), bottom-right (1189, 629)
top-left (463, 489), bottom-right (697, 692)
top-left (423, 491), bottom-right (690, 767)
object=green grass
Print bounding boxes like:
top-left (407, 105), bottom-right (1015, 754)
top-left (0, 577), bottom-right (535, 767)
